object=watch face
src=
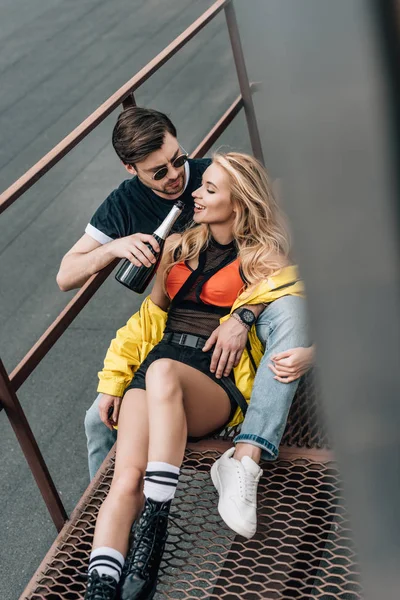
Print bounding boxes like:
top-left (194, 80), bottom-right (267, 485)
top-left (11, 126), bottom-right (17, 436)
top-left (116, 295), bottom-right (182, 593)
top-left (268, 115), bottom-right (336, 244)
top-left (241, 309), bottom-right (255, 323)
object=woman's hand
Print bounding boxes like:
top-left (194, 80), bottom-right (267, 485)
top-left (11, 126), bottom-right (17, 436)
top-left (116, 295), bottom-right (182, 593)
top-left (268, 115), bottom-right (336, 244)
top-left (98, 394), bottom-right (122, 430)
top-left (268, 345), bottom-right (315, 383)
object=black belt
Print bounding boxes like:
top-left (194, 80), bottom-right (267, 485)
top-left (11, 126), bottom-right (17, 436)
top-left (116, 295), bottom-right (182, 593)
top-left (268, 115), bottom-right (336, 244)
top-left (163, 332), bottom-right (206, 350)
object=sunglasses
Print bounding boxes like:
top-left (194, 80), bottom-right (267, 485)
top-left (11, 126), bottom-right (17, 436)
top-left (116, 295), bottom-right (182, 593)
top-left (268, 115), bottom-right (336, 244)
top-left (152, 152), bottom-right (188, 181)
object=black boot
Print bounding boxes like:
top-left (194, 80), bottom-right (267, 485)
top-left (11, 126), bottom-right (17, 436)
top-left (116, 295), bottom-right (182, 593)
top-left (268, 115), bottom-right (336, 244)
top-left (84, 569), bottom-right (118, 600)
top-left (121, 498), bottom-right (171, 600)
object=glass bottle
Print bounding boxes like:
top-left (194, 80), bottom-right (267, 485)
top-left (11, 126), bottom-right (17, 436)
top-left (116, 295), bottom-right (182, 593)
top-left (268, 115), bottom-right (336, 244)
top-left (115, 200), bottom-right (184, 292)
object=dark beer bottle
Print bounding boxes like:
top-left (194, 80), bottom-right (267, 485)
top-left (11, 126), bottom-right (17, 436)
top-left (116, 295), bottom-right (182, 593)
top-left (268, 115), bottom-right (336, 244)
top-left (115, 200), bottom-right (184, 293)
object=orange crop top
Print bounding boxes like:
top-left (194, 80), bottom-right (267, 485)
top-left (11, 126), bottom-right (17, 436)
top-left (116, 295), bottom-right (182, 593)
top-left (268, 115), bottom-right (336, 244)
top-left (164, 238), bottom-right (245, 338)
top-left (166, 257), bottom-right (245, 307)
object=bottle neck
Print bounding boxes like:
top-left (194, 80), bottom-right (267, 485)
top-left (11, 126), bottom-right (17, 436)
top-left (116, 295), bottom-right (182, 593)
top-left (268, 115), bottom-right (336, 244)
top-left (153, 203), bottom-right (183, 240)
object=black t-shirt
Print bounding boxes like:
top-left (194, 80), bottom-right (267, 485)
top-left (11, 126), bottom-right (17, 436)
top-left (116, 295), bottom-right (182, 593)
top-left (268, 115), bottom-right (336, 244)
top-left (85, 158), bottom-right (211, 244)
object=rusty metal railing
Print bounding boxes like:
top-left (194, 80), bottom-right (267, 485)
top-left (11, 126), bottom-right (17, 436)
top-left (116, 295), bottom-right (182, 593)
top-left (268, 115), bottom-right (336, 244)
top-left (0, 0), bottom-right (263, 532)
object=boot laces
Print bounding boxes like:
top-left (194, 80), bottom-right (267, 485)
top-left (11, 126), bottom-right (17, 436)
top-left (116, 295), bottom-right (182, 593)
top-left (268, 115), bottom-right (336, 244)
top-left (128, 507), bottom-right (170, 576)
top-left (127, 509), bottom-right (188, 577)
top-left (86, 571), bottom-right (116, 600)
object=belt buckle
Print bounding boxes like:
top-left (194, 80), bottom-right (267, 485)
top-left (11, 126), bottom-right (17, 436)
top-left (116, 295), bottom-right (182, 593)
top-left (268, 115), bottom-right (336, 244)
top-left (180, 333), bottom-right (198, 348)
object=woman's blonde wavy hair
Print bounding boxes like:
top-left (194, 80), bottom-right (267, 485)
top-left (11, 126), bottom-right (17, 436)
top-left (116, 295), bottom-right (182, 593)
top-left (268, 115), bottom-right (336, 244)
top-left (164, 152), bottom-right (291, 293)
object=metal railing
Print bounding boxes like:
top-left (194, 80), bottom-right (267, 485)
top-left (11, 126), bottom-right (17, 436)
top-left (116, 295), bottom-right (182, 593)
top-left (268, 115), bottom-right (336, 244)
top-left (0, 0), bottom-right (263, 532)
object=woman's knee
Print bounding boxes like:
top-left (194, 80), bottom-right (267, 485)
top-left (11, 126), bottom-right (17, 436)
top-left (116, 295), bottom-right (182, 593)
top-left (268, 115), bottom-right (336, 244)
top-left (111, 466), bottom-right (144, 498)
top-left (145, 359), bottom-right (182, 401)
top-left (146, 359), bottom-right (179, 386)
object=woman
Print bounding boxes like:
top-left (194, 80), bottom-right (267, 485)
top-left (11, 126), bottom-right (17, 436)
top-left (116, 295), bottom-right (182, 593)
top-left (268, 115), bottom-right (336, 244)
top-left (85, 153), bottom-right (304, 600)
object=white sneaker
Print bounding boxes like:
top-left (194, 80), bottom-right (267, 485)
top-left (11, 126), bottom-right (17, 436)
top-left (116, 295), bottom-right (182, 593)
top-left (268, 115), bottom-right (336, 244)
top-left (211, 447), bottom-right (262, 539)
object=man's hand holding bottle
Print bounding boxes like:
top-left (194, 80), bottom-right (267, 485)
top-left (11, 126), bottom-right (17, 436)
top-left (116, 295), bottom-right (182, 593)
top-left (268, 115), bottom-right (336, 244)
top-left (109, 233), bottom-right (160, 268)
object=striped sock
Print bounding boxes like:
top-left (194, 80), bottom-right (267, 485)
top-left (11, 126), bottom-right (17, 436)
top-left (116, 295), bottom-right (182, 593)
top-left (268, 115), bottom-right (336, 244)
top-left (144, 461), bottom-right (180, 503)
top-left (88, 546), bottom-right (124, 582)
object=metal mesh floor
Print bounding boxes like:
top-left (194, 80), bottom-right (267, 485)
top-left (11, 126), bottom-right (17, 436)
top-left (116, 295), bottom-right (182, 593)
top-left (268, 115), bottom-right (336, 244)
top-left (20, 374), bottom-right (361, 599)
top-left (21, 447), bottom-right (361, 600)
top-left (281, 372), bottom-right (329, 449)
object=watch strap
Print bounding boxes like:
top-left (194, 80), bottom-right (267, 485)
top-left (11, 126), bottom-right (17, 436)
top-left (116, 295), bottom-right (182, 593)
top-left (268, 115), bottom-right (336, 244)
top-left (231, 312), bottom-right (251, 331)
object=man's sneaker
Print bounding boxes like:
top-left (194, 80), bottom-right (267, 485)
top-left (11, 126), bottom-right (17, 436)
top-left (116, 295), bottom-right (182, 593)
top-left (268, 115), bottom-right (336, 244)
top-left (84, 570), bottom-right (118, 600)
top-left (211, 447), bottom-right (262, 539)
top-left (121, 497), bottom-right (170, 600)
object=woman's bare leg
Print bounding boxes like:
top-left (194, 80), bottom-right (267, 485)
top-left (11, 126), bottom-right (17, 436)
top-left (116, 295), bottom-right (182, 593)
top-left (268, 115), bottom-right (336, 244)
top-left (92, 389), bottom-right (148, 556)
top-left (119, 360), bottom-right (232, 599)
top-left (145, 358), bottom-right (231, 466)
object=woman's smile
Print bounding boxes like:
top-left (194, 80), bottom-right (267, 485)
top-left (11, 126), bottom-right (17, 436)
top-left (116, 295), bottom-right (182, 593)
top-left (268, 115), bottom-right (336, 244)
top-left (194, 201), bottom-right (206, 212)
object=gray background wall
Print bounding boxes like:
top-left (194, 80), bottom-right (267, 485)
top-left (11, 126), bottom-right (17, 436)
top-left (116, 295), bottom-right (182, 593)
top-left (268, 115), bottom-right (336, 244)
top-left (234, 2), bottom-right (400, 599)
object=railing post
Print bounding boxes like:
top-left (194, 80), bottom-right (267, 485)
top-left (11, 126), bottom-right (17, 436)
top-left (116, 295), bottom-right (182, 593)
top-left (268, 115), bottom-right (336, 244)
top-left (0, 359), bottom-right (68, 531)
top-left (224, 1), bottom-right (265, 164)
top-left (122, 92), bottom-right (137, 109)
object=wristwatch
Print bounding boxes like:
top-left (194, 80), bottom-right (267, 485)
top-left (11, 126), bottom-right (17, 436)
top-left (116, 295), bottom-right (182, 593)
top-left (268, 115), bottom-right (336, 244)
top-left (233, 308), bottom-right (256, 330)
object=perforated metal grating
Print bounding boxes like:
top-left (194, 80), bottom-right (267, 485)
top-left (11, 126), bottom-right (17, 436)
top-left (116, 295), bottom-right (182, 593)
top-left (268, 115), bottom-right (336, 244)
top-left (20, 376), bottom-right (360, 599)
top-left (281, 372), bottom-right (329, 449)
top-left (22, 447), bottom-right (361, 600)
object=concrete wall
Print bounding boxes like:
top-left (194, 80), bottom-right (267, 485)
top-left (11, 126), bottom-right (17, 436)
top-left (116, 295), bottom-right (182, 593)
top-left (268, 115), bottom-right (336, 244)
top-left (234, 2), bottom-right (400, 599)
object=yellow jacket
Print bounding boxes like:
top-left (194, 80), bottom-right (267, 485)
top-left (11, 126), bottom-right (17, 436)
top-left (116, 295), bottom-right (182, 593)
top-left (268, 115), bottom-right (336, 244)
top-left (98, 265), bottom-right (304, 427)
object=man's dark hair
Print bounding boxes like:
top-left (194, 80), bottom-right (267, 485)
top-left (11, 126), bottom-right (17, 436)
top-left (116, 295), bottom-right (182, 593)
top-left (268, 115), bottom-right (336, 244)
top-left (112, 106), bottom-right (177, 165)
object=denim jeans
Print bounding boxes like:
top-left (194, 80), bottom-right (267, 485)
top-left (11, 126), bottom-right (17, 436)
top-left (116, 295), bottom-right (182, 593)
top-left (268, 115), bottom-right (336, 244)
top-left (85, 295), bottom-right (309, 479)
top-left (234, 295), bottom-right (309, 460)
top-left (85, 394), bottom-right (117, 480)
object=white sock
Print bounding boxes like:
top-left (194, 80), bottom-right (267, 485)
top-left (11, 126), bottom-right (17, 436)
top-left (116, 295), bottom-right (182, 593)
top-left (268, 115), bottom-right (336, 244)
top-left (88, 546), bottom-right (124, 582)
top-left (144, 461), bottom-right (180, 503)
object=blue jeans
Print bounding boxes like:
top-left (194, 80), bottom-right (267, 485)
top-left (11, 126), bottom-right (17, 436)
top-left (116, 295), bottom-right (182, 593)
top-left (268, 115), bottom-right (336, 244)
top-left (85, 295), bottom-right (309, 479)
top-left (85, 394), bottom-right (117, 480)
top-left (235, 295), bottom-right (309, 460)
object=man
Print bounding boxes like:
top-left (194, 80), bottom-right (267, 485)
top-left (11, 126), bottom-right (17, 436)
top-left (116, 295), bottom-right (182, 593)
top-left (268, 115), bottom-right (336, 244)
top-left (57, 106), bottom-right (313, 539)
